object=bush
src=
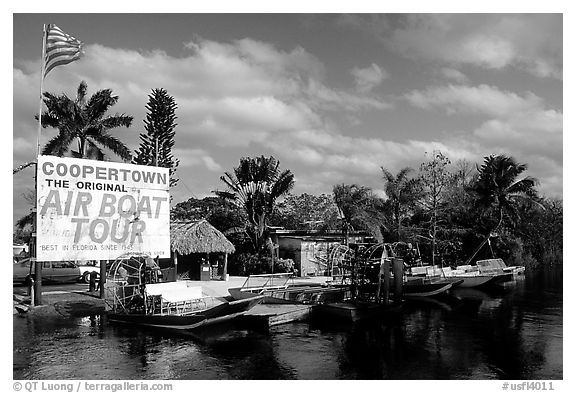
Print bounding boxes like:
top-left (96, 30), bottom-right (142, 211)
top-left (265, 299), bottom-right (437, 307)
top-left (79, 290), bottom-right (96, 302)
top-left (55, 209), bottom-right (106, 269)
top-left (228, 253), bottom-right (263, 275)
top-left (274, 258), bottom-right (294, 273)
top-left (228, 253), bottom-right (295, 275)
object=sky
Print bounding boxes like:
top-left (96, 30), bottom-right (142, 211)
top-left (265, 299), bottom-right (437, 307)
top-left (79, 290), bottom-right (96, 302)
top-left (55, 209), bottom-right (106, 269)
top-left (11, 11), bottom-right (564, 226)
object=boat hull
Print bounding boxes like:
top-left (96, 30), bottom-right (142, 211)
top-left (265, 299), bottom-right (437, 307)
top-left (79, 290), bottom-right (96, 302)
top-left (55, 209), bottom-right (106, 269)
top-left (108, 296), bottom-right (264, 330)
top-left (504, 266), bottom-right (526, 275)
top-left (228, 287), bottom-right (264, 301)
top-left (229, 285), bottom-right (350, 305)
top-left (403, 281), bottom-right (455, 298)
top-left (490, 272), bottom-right (514, 283)
top-left (445, 275), bottom-right (498, 288)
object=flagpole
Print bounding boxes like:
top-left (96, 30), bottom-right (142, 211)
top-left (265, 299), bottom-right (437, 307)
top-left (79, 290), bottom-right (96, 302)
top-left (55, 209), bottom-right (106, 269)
top-left (33, 24), bottom-right (48, 306)
top-left (37, 24), bottom-right (47, 156)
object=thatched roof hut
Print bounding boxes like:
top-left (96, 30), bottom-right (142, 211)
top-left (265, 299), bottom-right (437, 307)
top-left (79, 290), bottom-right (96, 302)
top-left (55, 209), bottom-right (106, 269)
top-left (170, 220), bottom-right (235, 255)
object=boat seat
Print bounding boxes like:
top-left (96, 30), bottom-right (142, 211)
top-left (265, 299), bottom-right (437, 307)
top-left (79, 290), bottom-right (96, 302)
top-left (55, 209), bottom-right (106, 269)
top-left (441, 267), bottom-right (452, 276)
top-left (145, 282), bottom-right (207, 315)
top-left (457, 265), bottom-right (476, 272)
top-left (410, 266), bottom-right (428, 276)
top-left (426, 266), bottom-right (442, 276)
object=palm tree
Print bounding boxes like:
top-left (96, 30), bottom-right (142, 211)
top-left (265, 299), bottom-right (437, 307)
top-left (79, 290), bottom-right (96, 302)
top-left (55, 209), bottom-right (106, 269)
top-left (215, 155), bottom-right (295, 252)
top-left (14, 190), bottom-right (36, 246)
top-left (466, 154), bottom-right (539, 263)
top-left (381, 166), bottom-right (420, 241)
top-left (39, 81), bottom-right (133, 160)
top-left (332, 184), bottom-right (386, 244)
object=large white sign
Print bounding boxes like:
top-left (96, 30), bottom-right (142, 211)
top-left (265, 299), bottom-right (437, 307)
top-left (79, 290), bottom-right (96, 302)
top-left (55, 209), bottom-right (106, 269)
top-left (36, 156), bottom-right (170, 261)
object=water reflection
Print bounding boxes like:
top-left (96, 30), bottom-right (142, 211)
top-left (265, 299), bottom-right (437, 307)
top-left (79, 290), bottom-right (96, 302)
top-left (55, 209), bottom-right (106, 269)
top-left (13, 267), bottom-right (562, 380)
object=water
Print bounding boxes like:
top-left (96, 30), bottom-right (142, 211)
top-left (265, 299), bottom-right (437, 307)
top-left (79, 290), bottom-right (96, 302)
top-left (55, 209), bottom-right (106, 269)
top-left (13, 266), bottom-right (562, 380)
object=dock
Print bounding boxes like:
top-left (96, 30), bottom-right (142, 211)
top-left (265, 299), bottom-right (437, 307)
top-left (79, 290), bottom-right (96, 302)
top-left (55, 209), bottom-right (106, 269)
top-left (238, 303), bottom-right (313, 329)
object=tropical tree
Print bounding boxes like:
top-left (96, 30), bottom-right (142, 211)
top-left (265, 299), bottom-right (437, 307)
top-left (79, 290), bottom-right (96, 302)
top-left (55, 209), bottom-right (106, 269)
top-left (381, 166), bottom-right (421, 241)
top-left (332, 184), bottom-right (386, 244)
top-left (132, 88), bottom-right (179, 188)
top-left (39, 81), bottom-right (133, 160)
top-left (13, 189), bottom-right (36, 246)
top-left (215, 156), bottom-right (295, 252)
top-left (417, 151), bottom-right (454, 264)
top-left (517, 197), bottom-right (563, 265)
top-left (467, 154), bottom-right (539, 263)
top-left (269, 193), bottom-right (340, 231)
top-left (171, 196), bottom-right (245, 232)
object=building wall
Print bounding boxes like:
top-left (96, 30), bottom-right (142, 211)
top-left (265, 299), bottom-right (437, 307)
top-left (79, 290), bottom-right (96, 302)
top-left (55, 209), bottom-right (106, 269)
top-left (273, 231), bottom-right (373, 277)
top-left (277, 237), bottom-right (344, 277)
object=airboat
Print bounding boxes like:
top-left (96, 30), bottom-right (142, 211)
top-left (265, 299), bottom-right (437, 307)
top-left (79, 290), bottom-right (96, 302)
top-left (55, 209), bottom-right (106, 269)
top-left (364, 242), bottom-right (460, 298)
top-left (104, 253), bottom-right (264, 330)
top-left (313, 243), bottom-right (404, 322)
top-left (228, 272), bottom-right (350, 304)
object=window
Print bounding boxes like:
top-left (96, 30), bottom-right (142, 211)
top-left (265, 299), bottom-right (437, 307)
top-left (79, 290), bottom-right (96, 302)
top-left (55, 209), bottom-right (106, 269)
top-left (52, 262), bottom-right (75, 268)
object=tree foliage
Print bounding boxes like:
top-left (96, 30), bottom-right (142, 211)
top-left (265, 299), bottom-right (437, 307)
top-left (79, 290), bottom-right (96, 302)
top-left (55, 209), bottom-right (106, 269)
top-left (416, 151), bottom-right (455, 264)
top-left (461, 154), bottom-right (541, 265)
top-left (171, 196), bottom-right (244, 231)
top-left (269, 193), bottom-right (340, 230)
top-left (332, 184), bottom-right (387, 243)
top-left (215, 155), bottom-right (295, 252)
top-left (132, 88), bottom-right (180, 188)
top-left (472, 154), bottom-right (539, 231)
top-left (39, 81), bottom-right (133, 160)
top-left (381, 166), bottom-right (421, 241)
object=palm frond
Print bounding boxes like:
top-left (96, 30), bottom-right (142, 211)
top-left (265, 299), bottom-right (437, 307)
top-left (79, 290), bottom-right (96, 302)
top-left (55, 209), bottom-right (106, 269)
top-left (90, 133), bottom-right (131, 161)
top-left (99, 114), bottom-right (134, 130)
top-left (42, 133), bottom-right (74, 157)
top-left (84, 89), bottom-right (119, 122)
top-left (16, 212), bottom-right (34, 230)
top-left (269, 170), bottom-right (295, 201)
top-left (214, 190), bottom-right (237, 201)
top-left (83, 140), bottom-right (105, 160)
top-left (76, 81), bottom-right (88, 105)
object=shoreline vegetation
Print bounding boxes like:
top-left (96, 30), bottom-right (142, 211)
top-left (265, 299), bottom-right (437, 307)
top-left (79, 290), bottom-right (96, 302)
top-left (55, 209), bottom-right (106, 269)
top-left (14, 81), bottom-right (562, 276)
top-left (172, 153), bottom-right (562, 275)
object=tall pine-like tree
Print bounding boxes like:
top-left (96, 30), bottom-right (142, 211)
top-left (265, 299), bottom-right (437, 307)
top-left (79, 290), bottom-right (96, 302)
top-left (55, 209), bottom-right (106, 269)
top-left (133, 88), bottom-right (179, 188)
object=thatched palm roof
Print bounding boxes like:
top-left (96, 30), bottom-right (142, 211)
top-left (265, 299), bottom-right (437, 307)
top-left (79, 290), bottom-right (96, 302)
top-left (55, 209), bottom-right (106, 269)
top-left (171, 220), bottom-right (235, 255)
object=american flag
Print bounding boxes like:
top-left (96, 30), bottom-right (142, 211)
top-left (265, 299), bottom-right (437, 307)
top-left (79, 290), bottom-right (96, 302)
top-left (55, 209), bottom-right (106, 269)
top-left (44, 24), bottom-right (83, 77)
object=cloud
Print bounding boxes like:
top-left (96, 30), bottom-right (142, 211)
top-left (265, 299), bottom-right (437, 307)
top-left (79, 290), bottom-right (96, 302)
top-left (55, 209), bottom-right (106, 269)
top-left (13, 137), bottom-right (35, 155)
top-left (13, 36), bottom-right (397, 221)
top-left (439, 68), bottom-right (468, 83)
top-left (344, 14), bottom-right (562, 79)
top-left (13, 37), bottom-right (392, 151)
top-left (12, 28), bottom-right (562, 224)
top-left (473, 110), bottom-right (563, 160)
top-left (255, 124), bottom-right (502, 200)
top-left (405, 84), bottom-right (543, 117)
top-left (336, 14), bottom-right (392, 38)
top-left (351, 63), bottom-right (388, 92)
top-left (173, 148), bottom-right (223, 172)
top-left (404, 82), bottom-right (562, 197)
top-left (264, 127), bottom-right (475, 177)
top-left (303, 79), bottom-right (391, 112)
